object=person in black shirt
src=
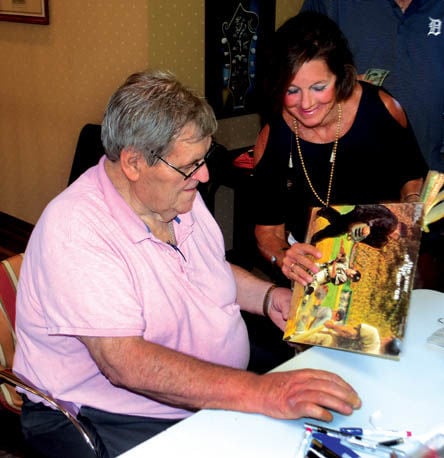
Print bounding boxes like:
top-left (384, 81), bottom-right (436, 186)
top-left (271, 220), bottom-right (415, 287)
top-left (252, 12), bottom-right (428, 288)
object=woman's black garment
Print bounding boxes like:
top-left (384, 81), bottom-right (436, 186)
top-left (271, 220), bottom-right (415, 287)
top-left (253, 81), bottom-right (428, 243)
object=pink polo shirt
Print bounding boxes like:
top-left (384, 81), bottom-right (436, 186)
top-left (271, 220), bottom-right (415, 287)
top-left (14, 156), bottom-right (249, 419)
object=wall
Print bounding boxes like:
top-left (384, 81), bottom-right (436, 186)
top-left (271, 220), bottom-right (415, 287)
top-left (0, 0), bottom-right (301, 224)
top-left (0, 1), bottom-right (149, 223)
top-left (212, 0), bottom-right (303, 150)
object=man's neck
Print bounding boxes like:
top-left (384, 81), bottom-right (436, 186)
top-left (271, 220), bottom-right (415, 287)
top-left (395, 0), bottom-right (413, 13)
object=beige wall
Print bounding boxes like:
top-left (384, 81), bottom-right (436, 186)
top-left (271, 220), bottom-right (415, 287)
top-left (0, 0), bottom-right (300, 224)
top-left (0, 1), bottom-right (150, 223)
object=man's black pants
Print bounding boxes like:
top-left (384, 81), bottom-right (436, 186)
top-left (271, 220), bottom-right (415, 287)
top-left (21, 395), bottom-right (180, 457)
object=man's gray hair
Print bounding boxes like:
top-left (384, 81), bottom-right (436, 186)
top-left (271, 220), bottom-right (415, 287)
top-left (101, 69), bottom-right (217, 164)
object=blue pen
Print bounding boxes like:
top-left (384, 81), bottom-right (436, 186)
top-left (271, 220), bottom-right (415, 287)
top-left (339, 427), bottom-right (412, 438)
top-left (305, 422), bottom-right (412, 439)
top-left (309, 432), bottom-right (406, 457)
top-left (310, 432), bottom-right (360, 458)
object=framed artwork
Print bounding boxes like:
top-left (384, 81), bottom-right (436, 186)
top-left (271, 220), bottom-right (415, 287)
top-left (0, 0), bottom-right (49, 25)
top-left (205, 0), bottom-right (276, 119)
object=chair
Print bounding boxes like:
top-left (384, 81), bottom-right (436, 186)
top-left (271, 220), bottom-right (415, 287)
top-left (69, 124), bottom-right (234, 218)
top-left (68, 124), bottom-right (105, 185)
top-left (0, 254), bottom-right (101, 456)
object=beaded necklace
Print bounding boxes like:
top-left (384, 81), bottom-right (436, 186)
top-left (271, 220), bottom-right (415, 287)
top-left (292, 103), bottom-right (342, 207)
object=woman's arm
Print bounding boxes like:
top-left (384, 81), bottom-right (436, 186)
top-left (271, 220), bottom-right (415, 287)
top-left (253, 124), bottom-right (270, 166)
top-left (255, 224), bottom-right (322, 286)
top-left (255, 223), bottom-right (289, 267)
top-left (379, 89), bottom-right (425, 201)
top-left (400, 177), bottom-right (424, 202)
top-left (378, 89), bottom-right (407, 127)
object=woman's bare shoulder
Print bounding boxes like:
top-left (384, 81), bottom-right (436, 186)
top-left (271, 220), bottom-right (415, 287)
top-left (253, 124), bottom-right (270, 166)
top-left (378, 89), bottom-right (408, 128)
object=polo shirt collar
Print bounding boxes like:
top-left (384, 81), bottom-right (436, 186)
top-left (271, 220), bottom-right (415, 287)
top-left (95, 155), bottom-right (194, 244)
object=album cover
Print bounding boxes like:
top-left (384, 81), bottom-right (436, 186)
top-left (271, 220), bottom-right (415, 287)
top-left (283, 202), bottom-right (424, 360)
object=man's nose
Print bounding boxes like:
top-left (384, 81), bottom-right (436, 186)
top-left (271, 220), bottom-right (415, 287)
top-left (193, 163), bottom-right (210, 183)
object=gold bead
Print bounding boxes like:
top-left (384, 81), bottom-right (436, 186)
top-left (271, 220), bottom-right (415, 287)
top-left (292, 103), bottom-right (342, 207)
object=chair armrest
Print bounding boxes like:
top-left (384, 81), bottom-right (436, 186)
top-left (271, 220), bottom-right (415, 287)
top-left (0, 368), bottom-right (99, 455)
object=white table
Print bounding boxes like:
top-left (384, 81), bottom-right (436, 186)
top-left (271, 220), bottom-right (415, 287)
top-left (119, 289), bottom-right (444, 458)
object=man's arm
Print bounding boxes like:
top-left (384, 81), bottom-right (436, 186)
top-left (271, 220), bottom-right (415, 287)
top-left (79, 334), bottom-right (361, 422)
top-left (230, 263), bottom-right (290, 330)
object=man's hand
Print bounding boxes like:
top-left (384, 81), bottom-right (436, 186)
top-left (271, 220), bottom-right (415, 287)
top-left (254, 369), bottom-right (361, 422)
top-left (267, 286), bottom-right (292, 330)
top-left (80, 335), bottom-right (361, 424)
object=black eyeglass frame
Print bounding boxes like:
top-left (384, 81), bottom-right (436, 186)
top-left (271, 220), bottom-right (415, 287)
top-left (154, 142), bottom-right (215, 180)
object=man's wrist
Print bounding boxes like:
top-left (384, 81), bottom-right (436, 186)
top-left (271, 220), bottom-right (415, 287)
top-left (263, 284), bottom-right (278, 318)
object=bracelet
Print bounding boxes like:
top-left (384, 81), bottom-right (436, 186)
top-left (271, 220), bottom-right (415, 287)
top-left (403, 192), bottom-right (421, 203)
top-left (263, 284), bottom-right (278, 318)
top-left (270, 246), bottom-right (290, 266)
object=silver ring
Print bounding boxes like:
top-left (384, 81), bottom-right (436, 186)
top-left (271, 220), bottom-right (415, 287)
top-left (290, 262), bottom-right (296, 272)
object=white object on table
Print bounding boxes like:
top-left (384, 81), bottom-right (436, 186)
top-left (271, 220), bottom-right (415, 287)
top-left (119, 289), bottom-right (444, 458)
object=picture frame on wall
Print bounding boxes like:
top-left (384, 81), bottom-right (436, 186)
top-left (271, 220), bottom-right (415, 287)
top-left (0, 0), bottom-right (49, 25)
top-left (205, 0), bottom-right (276, 119)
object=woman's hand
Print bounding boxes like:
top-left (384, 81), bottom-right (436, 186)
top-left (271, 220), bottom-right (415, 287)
top-left (282, 243), bottom-right (322, 286)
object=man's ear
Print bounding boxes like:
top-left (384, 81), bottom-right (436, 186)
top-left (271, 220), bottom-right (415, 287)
top-left (120, 148), bottom-right (144, 182)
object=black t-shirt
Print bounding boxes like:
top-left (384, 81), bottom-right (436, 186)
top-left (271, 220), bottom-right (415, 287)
top-left (253, 81), bottom-right (428, 242)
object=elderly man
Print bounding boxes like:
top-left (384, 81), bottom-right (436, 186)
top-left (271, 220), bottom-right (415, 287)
top-left (13, 70), bottom-right (360, 457)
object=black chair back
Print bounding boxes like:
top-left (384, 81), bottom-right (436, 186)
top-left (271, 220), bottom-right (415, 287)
top-left (69, 124), bottom-right (104, 185)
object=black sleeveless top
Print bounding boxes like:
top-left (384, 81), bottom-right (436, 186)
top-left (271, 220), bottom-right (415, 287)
top-left (253, 81), bottom-right (428, 242)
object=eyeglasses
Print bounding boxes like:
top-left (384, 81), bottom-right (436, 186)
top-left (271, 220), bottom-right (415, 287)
top-left (154, 142), bottom-right (215, 180)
